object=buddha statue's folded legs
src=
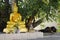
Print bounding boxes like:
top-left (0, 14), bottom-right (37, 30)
top-left (3, 21), bottom-right (17, 33)
top-left (3, 21), bottom-right (28, 33)
top-left (16, 21), bottom-right (28, 33)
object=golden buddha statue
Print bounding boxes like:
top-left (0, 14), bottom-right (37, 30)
top-left (3, 3), bottom-right (27, 33)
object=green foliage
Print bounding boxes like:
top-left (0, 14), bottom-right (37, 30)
top-left (0, 0), bottom-right (60, 21)
top-left (17, 0), bottom-right (59, 21)
top-left (0, 1), bottom-right (6, 11)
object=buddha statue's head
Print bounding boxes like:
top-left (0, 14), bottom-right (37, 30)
top-left (12, 3), bottom-right (18, 13)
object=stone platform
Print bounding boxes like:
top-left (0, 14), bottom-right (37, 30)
top-left (0, 32), bottom-right (43, 40)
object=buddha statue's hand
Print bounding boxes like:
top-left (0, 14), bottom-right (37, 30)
top-left (12, 17), bottom-right (20, 22)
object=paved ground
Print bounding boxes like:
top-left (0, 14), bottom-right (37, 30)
top-left (0, 32), bottom-right (60, 40)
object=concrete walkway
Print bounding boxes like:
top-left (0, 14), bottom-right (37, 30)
top-left (0, 32), bottom-right (60, 40)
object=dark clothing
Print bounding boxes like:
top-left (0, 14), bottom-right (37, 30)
top-left (39, 27), bottom-right (57, 33)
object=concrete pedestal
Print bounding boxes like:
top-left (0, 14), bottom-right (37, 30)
top-left (0, 32), bottom-right (43, 40)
